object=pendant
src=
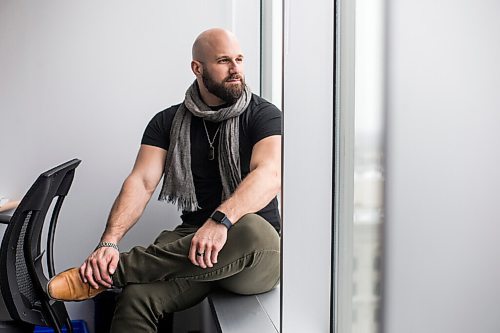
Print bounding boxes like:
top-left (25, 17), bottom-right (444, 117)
top-left (208, 146), bottom-right (215, 160)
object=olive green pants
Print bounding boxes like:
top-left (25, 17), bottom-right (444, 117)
top-left (109, 213), bottom-right (280, 333)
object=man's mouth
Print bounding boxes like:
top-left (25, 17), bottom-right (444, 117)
top-left (226, 76), bottom-right (241, 83)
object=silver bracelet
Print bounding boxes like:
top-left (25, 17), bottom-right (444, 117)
top-left (96, 241), bottom-right (119, 251)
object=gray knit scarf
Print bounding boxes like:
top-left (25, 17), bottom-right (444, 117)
top-left (159, 81), bottom-right (252, 211)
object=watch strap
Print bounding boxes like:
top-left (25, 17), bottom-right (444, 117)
top-left (219, 217), bottom-right (232, 230)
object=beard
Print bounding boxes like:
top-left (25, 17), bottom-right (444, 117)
top-left (201, 68), bottom-right (246, 105)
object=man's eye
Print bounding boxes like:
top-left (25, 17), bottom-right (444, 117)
top-left (219, 59), bottom-right (229, 63)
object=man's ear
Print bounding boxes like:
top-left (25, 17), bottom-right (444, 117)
top-left (191, 60), bottom-right (202, 76)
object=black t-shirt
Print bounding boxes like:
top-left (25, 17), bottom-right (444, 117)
top-left (142, 94), bottom-right (282, 232)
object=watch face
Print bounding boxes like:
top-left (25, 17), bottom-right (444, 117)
top-left (211, 210), bottom-right (225, 222)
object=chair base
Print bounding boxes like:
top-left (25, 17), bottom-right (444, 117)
top-left (0, 320), bottom-right (34, 333)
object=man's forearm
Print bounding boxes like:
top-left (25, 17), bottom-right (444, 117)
top-left (217, 165), bottom-right (280, 225)
top-left (100, 175), bottom-right (154, 244)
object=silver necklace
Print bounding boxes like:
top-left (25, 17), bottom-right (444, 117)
top-left (202, 119), bottom-right (221, 161)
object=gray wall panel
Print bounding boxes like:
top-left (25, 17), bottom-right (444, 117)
top-left (282, 0), bottom-right (335, 331)
top-left (384, 1), bottom-right (500, 332)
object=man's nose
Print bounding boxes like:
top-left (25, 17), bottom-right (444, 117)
top-left (229, 61), bottom-right (240, 74)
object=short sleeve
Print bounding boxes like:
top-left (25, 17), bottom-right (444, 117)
top-left (249, 103), bottom-right (282, 145)
top-left (141, 105), bottom-right (179, 150)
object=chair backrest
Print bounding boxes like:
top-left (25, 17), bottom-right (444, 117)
top-left (0, 159), bottom-right (81, 329)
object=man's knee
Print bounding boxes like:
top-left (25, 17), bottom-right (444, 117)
top-left (231, 214), bottom-right (280, 252)
top-left (218, 215), bottom-right (280, 295)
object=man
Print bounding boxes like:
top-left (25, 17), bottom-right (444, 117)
top-left (48, 28), bottom-right (281, 332)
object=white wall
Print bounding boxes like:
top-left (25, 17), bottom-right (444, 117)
top-left (0, 1), bottom-right (260, 330)
top-left (384, 0), bottom-right (500, 332)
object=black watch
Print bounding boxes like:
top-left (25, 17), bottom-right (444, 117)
top-left (210, 210), bottom-right (233, 230)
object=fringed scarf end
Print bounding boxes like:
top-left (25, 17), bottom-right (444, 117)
top-left (158, 193), bottom-right (200, 212)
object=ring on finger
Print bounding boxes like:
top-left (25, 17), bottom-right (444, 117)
top-left (196, 252), bottom-right (205, 257)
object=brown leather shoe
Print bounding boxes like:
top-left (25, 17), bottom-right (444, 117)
top-left (47, 267), bottom-right (106, 301)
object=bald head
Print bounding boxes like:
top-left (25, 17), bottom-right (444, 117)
top-left (192, 28), bottom-right (241, 62)
top-left (190, 28), bottom-right (246, 106)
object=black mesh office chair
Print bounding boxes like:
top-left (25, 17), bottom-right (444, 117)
top-left (0, 159), bottom-right (81, 333)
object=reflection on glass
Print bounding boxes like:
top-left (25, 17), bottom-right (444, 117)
top-left (352, 0), bottom-right (385, 331)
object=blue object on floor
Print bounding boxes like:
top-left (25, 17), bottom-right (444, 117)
top-left (33, 320), bottom-right (88, 333)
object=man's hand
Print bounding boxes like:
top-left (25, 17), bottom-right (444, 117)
top-left (79, 247), bottom-right (119, 289)
top-left (189, 220), bottom-right (228, 268)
